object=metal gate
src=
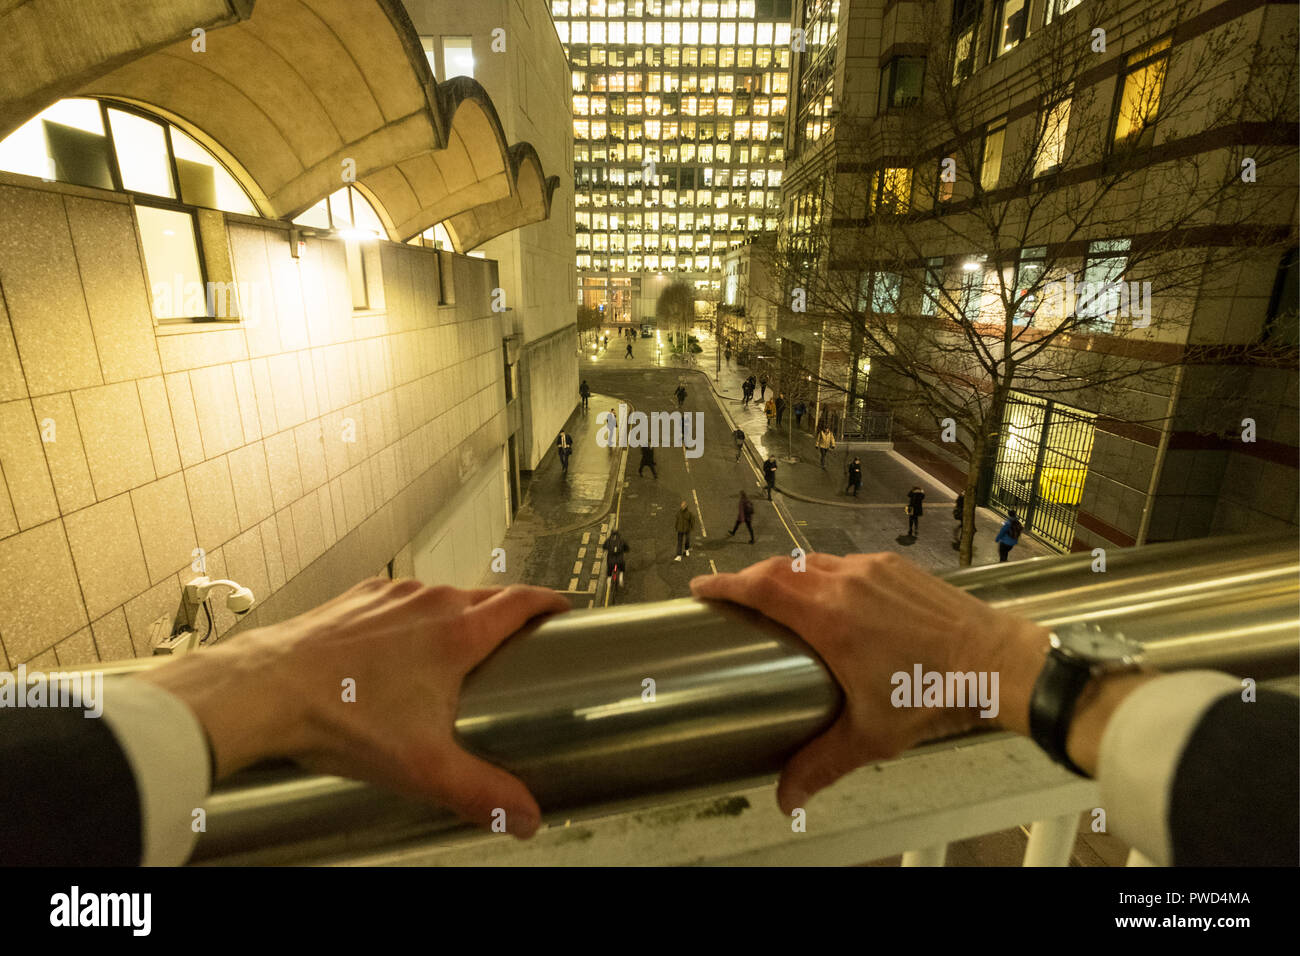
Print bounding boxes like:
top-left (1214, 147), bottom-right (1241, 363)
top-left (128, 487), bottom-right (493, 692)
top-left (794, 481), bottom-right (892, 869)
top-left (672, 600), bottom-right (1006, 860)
top-left (989, 392), bottom-right (1096, 552)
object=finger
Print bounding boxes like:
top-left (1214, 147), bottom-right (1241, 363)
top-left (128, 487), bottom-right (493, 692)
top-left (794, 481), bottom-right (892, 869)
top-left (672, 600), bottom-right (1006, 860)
top-left (775, 717), bottom-right (867, 815)
top-left (417, 747), bottom-right (543, 839)
top-left (462, 585), bottom-right (570, 658)
top-left (690, 564), bottom-right (823, 637)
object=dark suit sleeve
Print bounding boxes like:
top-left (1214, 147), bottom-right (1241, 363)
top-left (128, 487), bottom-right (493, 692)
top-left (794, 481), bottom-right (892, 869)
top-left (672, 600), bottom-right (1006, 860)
top-left (0, 707), bottom-right (142, 865)
top-left (1097, 671), bottom-right (1300, 866)
top-left (0, 677), bottom-right (211, 866)
top-left (1168, 691), bottom-right (1299, 866)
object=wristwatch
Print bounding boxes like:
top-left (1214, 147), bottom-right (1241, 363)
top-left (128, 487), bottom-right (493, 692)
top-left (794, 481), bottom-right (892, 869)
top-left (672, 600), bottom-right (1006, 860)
top-left (1029, 621), bottom-right (1144, 776)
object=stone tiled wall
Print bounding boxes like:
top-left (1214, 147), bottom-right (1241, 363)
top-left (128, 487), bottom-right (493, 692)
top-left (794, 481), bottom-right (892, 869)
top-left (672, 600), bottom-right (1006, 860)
top-left (0, 177), bottom-right (511, 670)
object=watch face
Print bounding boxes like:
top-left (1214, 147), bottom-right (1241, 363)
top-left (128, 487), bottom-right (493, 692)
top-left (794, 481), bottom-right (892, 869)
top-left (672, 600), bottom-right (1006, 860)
top-left (1050, 622), bottom-right (1141, 664)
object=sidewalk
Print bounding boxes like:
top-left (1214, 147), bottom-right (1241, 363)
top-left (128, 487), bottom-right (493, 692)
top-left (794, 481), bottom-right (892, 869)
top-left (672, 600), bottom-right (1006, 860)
top-left (488, 391), bottom-right (623, 589)
top-left (687, 337), bottom-right (1055, 563)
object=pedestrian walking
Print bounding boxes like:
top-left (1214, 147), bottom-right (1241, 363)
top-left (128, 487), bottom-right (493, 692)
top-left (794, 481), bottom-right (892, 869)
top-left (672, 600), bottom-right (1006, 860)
top-left (732, 427), bottom-right (745, 461)
top-left (794, 400), bottom-right (806, 430)
top-left (728, 491), bottom-right (756, 543)
top-left (815, 425), bottom-right (836, 468)
top-left (952, 493), bottom-right (970, 550)
top-left (775, 393), bottom-right (787, 426)
top-left (996, 509), bottom-right (1024, 562)
top-left (846, 457), bottom-right (862, 496)
top-left (759, 377), bottom-right (768, 402)
top-left (764, 398), bottom-right (775, 429)
top-left (906, 485), bottom-right (925, 536)
top-left (556, 430), bottom-right (574, 474)
top-left (674, 383), bottom-right (687, 409)
top-left (579, 380), bottom-right (590, 412)
top-left (639, 446), bottom-right (657, 479)
top-left (625, 341), bottom-right (633, 359)
top-left (725, 347), bottom-right (731, 365)
top-left (674, 501), bottom-right (694, 561)
top-left (762, 456), bottom-right (778, 500)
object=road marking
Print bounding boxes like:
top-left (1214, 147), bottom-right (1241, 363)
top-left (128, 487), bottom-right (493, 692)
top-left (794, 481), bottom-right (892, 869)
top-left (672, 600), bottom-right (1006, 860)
top-left (709, 559), bottom-right (718, 574)
top-left (691, 488), bottom-right (706, 537)
top-left (581, 531), bottom-right (591, 544)
top-left (572, 560), bottom-right (583, 575)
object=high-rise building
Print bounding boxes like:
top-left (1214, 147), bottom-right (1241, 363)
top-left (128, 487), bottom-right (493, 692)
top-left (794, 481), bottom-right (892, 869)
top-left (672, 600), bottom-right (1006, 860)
top-left (550, 0), bottom-right (794, 323)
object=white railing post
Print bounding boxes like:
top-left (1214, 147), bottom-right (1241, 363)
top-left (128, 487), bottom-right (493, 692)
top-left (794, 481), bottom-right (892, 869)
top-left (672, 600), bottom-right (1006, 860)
top-left (901, 845), bottom-right (948, 867)
top-left (1023, 814), bottom-right (1080, 866)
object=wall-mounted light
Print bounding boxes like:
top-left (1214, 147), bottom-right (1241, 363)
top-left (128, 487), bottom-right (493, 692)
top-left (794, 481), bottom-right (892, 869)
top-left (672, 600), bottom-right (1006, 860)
top-left (962, 259), bottom-right (983, 272)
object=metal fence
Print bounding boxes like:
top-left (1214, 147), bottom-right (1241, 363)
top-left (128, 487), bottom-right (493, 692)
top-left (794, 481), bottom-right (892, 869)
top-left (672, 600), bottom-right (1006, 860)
top-left (989, 392), bottom-right (1097, 552)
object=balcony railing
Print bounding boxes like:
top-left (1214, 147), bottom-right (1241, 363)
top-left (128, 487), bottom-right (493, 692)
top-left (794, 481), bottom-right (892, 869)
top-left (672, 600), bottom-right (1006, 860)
top-left (67, 534), bottom-right (1298, 865)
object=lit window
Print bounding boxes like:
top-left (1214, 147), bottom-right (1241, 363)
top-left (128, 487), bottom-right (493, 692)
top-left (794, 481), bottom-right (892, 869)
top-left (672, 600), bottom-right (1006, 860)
top-left (0, 98), bottom-right (112, 189)
top-left (870, 167), bottom-right (912, 214)
top-left (992, 0), bottom-right (1030, 58)
top-left (1035, 96), bottom-right (1071, 175)
top-left (1112, 38), bottom-right (1170, 150)
top-left (442, 37), bottom-right (474, 78)
top-left (980, 119), bottom-right (1006, 191)
top-left (137, 206), bottom-right (205, 321)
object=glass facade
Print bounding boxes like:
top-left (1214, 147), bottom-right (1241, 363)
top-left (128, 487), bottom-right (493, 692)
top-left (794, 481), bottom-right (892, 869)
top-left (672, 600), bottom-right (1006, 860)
top-left (552, 0), bottom-right (794, 311)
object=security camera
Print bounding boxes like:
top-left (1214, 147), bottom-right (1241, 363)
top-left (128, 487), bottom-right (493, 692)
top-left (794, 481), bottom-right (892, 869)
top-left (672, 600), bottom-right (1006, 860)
top-left (184, 576), bottom-right (256, 616)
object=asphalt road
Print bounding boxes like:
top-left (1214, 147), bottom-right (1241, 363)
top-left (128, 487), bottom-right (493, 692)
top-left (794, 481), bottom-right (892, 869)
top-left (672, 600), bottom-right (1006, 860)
top-left (583, 365), bottom-right (809, 606)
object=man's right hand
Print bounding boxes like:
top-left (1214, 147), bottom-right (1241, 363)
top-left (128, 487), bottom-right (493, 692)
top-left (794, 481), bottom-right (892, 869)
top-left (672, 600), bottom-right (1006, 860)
top-left (690, 553), bottom-right (1049, 812)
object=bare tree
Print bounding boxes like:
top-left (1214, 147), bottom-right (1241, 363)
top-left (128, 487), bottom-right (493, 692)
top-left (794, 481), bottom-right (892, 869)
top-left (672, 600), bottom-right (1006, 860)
top-left (759, 0), bottom-right (1297, 564)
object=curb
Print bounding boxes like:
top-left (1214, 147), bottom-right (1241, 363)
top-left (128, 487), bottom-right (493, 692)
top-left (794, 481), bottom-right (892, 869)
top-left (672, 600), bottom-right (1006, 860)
top-left (517, 395), bottom-right (628, 539)
top-left (684, 364), bottom-right (891, 510)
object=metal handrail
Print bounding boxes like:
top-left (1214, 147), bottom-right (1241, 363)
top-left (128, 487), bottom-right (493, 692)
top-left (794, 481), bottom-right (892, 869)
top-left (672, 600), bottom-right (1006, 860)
top-left (33, 534), bottom-right (1299, 864)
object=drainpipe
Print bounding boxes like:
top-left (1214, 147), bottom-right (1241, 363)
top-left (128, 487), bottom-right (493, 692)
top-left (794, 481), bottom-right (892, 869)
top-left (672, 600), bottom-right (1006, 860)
top-left (1135, 364), bottom-right (1186, 547)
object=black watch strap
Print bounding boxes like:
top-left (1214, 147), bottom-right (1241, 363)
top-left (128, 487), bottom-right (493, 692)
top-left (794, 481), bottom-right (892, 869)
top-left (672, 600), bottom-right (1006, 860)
top-left (1029, 648), bottom-right (1094, 777)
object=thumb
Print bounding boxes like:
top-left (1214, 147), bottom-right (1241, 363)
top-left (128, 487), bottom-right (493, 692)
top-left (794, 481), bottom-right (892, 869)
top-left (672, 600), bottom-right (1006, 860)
top-left (775, 717), bottom-right (866, 815)
top-left (421, 747), bottom-right (544, 839)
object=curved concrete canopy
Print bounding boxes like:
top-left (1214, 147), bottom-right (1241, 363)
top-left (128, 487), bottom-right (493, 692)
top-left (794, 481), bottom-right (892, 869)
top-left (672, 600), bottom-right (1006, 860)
top-left (0, 0), bottom-right (559, 250)
top-left (445, 143), bottom-right (562, 252)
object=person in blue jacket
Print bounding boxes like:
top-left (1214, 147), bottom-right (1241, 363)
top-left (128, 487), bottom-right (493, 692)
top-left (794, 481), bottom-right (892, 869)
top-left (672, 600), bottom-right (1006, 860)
top-left (996, 509), bottom-right (1024, 562)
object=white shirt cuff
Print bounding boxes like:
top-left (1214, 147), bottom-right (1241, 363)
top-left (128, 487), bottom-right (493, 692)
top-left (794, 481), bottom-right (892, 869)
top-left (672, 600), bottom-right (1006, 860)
top-left (100, 677), bottom-right (211, 866)
top-left (1097, 670), bottom-right (1241, 866)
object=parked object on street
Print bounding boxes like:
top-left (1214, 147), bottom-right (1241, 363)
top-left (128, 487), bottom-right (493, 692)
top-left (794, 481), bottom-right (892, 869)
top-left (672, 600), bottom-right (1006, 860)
top-left (815, 426), bottom-right (836, 468)
top-left (728, 490), bottom-right (756, 543)
top-left (996, 510), bottom-right (1024, 562)
top-left (674, 502), bottom-right (695, 560)
top-left (846, 457), bottom-right (863, 497)
top-left (762, 456), bottom-right (778, 500)
top-left (906, 485), bottom-right (925, 536)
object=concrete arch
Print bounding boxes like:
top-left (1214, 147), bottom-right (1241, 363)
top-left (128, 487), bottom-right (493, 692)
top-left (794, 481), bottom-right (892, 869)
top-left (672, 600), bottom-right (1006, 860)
top-left (0, 0), bottom-right (557, 242)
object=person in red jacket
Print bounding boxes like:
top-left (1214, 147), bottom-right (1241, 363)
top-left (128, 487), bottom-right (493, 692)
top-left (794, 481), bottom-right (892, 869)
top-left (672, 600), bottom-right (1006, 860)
top-left (728, 490), bottom-right (756, 543)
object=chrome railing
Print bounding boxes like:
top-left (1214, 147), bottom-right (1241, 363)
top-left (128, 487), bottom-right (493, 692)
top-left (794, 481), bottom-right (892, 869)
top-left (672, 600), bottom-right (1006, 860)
top-left (42, 534), bottom-right (1300, 864)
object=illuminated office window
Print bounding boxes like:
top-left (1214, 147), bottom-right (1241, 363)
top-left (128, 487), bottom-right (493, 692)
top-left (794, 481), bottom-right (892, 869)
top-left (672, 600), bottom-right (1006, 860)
top-left (442, 37), bottom-right (473, 78)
